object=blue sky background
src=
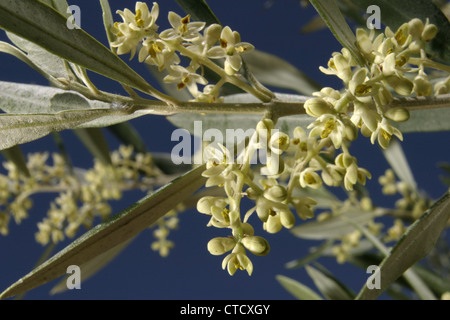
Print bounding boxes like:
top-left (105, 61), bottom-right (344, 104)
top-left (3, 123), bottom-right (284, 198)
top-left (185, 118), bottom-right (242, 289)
top-left (0, 0), bottom-right (449, 300)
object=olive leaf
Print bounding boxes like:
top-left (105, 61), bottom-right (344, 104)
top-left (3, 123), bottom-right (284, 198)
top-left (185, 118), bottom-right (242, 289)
top-left (275, 274), bottom-right (323, 300)
top-left (0, 164), bottom-right (206, 299)
top-left (356, 191), bottom-right (450, 300)
top-left (0, 0), bottom-right (157, 94)
top-left (309, 0), bottom-right (366, 66)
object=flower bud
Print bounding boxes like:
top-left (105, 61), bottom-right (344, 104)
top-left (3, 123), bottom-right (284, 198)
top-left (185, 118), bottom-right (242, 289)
top-left (343, 120), bottom-right (358, 141)
top-left (207, 237), bottom-right (236, 255)
top-left (384, 107), bottom-right (410, 122)
top-left (386, 75), bottom-right (414, 96)
top-left (264, 185), bottom-right (287, 202)
top-left (205, 23), bottom-right (222, 47)
top-left (421, 23), bottom-right (438, 42)
top-left (241, 236), bottom-right (270, 256)
top-left (280, 210), bottom-right (295, 229)
top-left (197, 196), bottom-right (227, 214)
top-left (408, 18), bottom-right (424, 39)
top-left (304, 98), bottom-right (333, 118)
top-left (241, 222), bottom-right (255, 236)
top-left (264, 214), bottom-right (282, 234)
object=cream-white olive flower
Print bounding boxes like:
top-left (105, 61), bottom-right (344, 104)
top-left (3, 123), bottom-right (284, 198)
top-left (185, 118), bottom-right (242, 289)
top-left (164, 65), bottom-right (208, 97)
top-left (308, 114), bottom-right (352, 149)
top-left (304, 97), bottom-right (334, 118)
top-left (222, 243), bottom-right (253, 276)
top-left (196, 196), bottom-right (229, 215)
top-left (319, 48), bottom-right (356, 84)
top-left (288, 127), bottom-right (315, 162)
top-left (210, 207), bottom-right (240, 228)
top-left (192, 84), bottom-right (224, 103)
top-left (356, 28), bottom-right (384, 63)
top-left (434, 76), bottom-right (450, 96)
top-left (370, 117), bottom-right (403, 149)
top-left (290, 197), bottom-right (316, 220)
top-left (413, 74), bottom-right (433, 96)
top-left (111, 2), bottom-right (160, 59)
top-left (159, 12), bottom-right (205, 42)
top-left (385, 23), bottom-right (412, 50)
top-left (350, 102), bottom-right (381, 134)
top-left (312, 87), bottom-right (344, 111)
top-left (260, 151), bottom-right (285, 176)
top-left (348, 68), bottom-right (376, 103)
top-left (247, 191), bottom-right (290, 223)
top-left (321, 164), bottom-right (345, 187)
top-left (335, 153), bottom-right (372, 191)
top-left (138, 38), bottom-right (180, 71)
top-left (207, 26), bottom-right (254, 75)
top-left (299, 168), bottom-right (323, 189)
top-left (269, 131), bottom-right (290, 155)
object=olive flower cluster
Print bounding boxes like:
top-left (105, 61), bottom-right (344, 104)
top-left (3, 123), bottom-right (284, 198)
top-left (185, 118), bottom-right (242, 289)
top-left (0, 146), bottom-right (159, 246)
top-left (111, 2), bottom-right (255, 102)
top-left (305, 19), bottom-right (440, 150)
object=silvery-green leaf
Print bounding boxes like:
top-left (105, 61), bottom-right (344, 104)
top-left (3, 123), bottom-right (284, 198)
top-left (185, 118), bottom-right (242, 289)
top-left (7, 32), bottom-right (68, 78)
top-left (0, 81), bottom-right (106, 114)
top-left (168, 93), bottom-right (312, 145)
top-left (309, 0), bottom-right (365, 66)
top-left (50, 237), bottom-right (134, 295)
top-left (382, 139), bottom-right (417, 191)
top-left (285, 239), bottom-right (335, 269)
top-left (356, 192), bottom-right (450, 300)
top-left (305, 265), bottom-right (355, 300)
top-left (0, 164), bottom-right (206, 299)
top-left (0, 0), bottom-right (156, 94)
top-left (290, 209), bottom-right (384, 240)
top-left (1, 145), bottom-right (30, 177)
top-left (243, 50), bottom-right (321, 95)
top-left (74, 128), bottom-right (112, 165)
top-left (0, 109), bottom-right (116, 150)
top-left (175, 0), bottom-right (221, 26)
top-left (347, 218), bottom-right (436, 300)
top-left (99, 0), bottom-right (116, 46)
top-left (276, 274), bottom-right (323, 300)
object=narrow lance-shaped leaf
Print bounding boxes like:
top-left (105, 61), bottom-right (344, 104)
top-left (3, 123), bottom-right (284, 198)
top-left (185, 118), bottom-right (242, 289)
top-left (175, 0), bottom-right (221, 26)
top-left (0, 164), bottom-right (206, 299)
top-left (285, 239), bottom-right (335, 269)
top-left (0, 146), bottom-right (30, 177)
top-left (74, 128), bottom-right (112, 165)
top-left (99, 0), bottom-right (116, 47)
top-left (107, 123), bottom-right (148, 154)
top-left (0, 41), bottom-right (58, 84)
top-left (382, 139), bottom-right (417, 191)
top-left (243, 50), bottom-right (322, 95)
top-left (0, 0), bottom-right (165, 97)
top-left (305, 264), bottom-right (356, 300)
top-left (276, 274), bottom-right (323, 300)
top-left (290, 209), bottom-right (383, 240)
top-left (356, 191), bottom-right (450, 300)
top-left (0, 109), bottom-right (120, 151)
top-left (345, 217), bottom-right (436, 300)
top-left (309, 0), bottom-right (366, 66)
top-left (50, 237), bottom-right (134, 295)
